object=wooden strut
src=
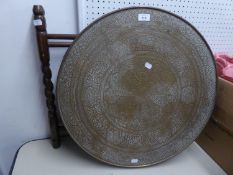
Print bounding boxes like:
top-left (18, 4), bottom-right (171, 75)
top-left (33, 5), bottom-right (79, 148)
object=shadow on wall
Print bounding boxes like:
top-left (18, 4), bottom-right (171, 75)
top-left (0, 0), bottom-right (79, 174)
top-left (0, 11), bottom-right (49, 175)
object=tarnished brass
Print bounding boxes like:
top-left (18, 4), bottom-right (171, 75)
top-left (57, 7), bottom-right (216, 167)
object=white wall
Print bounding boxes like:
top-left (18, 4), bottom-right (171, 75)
top-left (0, 1), bottom-right (77, 174)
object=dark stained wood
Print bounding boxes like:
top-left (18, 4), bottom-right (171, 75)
top-left (48, 42), bottom-right (72, 47)
top-left (47, 34), bottom-right (79, 40)
top-left (33, 5), bottom-right (60, 148)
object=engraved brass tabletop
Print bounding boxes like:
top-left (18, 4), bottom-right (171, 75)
top-left (57, 7), bottom-right (216, 167)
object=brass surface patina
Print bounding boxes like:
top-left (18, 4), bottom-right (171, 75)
top-left (57, 8), bottom-right (216, 167)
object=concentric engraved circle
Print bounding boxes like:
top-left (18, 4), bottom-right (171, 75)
top-left (57, 7), bottom-right (216, 167)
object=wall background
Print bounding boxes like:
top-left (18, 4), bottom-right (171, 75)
top-left (77, 0), bottom-right (233, 55)
top-left (0, 1), bottom-right (77, 174)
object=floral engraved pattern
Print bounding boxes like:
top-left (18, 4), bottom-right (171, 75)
top-left (56, 8), bottom-right (216, 167)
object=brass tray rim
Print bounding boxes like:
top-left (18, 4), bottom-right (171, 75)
top-left (56, 7), bottom-right (217, 167)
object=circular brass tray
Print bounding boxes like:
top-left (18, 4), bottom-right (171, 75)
top-left (57, 7), bottom-right (216, 167)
